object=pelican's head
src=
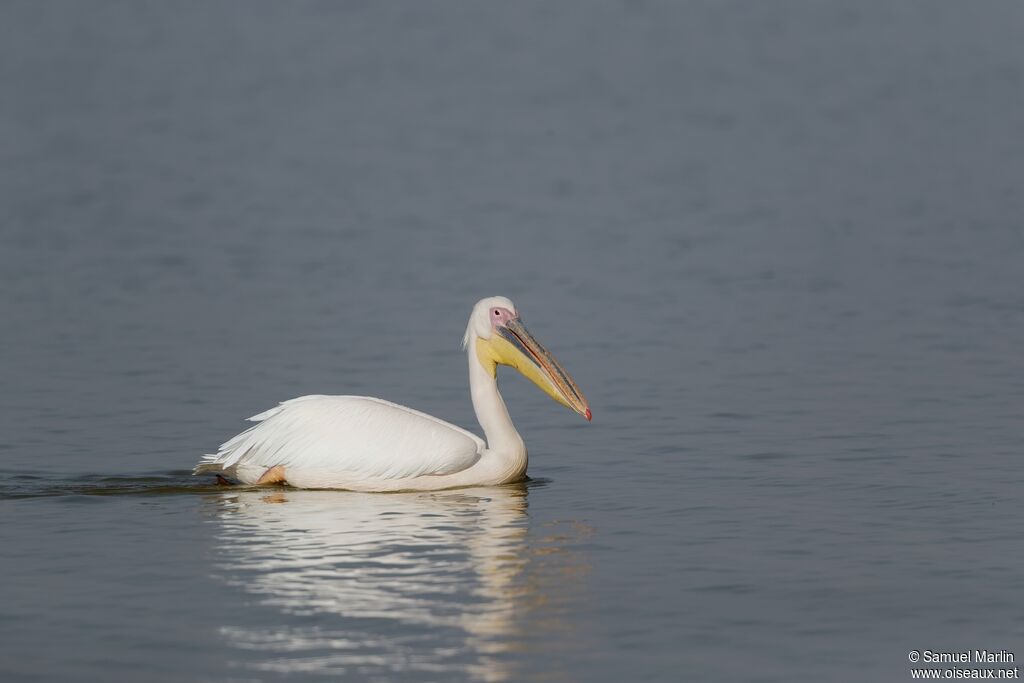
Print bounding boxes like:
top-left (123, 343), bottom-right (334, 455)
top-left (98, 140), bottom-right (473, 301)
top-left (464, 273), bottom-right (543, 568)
top-left (463, 296), bottom-right (591, 421)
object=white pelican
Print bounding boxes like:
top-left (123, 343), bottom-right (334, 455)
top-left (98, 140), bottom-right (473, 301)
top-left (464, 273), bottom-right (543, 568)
top-left (194, 296), bottom-right (591, 491)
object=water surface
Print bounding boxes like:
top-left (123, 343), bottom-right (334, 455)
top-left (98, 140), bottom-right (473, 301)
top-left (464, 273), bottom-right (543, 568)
top-left (2, 2), bottom-right (1023, 681)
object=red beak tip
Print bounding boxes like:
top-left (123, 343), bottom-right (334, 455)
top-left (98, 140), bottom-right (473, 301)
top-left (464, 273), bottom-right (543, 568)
top-left (584, 408), bottom-right (592, 421)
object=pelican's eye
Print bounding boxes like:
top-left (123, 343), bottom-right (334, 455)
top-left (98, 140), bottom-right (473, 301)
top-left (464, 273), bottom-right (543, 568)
top-left (489, 306), bottom-right (517, 328)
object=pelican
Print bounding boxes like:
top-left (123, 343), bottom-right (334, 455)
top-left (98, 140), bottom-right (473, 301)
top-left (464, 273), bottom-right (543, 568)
top-left (194, 296), bottom-right (591, 491)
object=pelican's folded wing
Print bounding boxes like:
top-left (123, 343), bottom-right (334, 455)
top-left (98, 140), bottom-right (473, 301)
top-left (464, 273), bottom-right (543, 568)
top-left (194, 395), bottom-right (485, 481)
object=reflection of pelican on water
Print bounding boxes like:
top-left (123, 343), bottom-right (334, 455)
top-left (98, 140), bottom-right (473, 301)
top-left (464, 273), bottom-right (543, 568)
top-left (207, 483), bottom-right (591, 680)
top-left (195, 296), bottom-right (591, 491)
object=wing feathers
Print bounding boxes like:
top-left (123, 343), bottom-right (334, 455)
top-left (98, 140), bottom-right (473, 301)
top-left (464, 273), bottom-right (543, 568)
top-left (195, 395), bottom-right (484, 482)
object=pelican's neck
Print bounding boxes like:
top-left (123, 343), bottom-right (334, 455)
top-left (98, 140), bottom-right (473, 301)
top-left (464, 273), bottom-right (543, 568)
top-left (468, 338), bottom-right (526, 466)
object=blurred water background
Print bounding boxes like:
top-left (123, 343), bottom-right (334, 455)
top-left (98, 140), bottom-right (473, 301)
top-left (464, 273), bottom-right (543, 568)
top-left (2, 2), bottom-right (1023, 681)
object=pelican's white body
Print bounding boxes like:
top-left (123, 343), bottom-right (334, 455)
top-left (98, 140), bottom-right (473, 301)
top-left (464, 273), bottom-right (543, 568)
top-left (194, 390), bottom-right (524, 491)
top-left (195, 297), bottom-right (538, 491)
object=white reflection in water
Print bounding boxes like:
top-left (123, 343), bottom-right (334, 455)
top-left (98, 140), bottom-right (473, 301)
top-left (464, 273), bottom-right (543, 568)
top-left (207, 483), bottom-right (591, 680)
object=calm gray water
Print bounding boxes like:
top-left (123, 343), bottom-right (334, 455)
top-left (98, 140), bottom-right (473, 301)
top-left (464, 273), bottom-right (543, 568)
top-left (2, 2), bottom-right (1023, 681)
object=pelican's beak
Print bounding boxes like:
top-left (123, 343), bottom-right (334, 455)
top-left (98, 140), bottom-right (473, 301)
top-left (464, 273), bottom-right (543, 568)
top-left (477, 319), bottom-right (592, 421)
